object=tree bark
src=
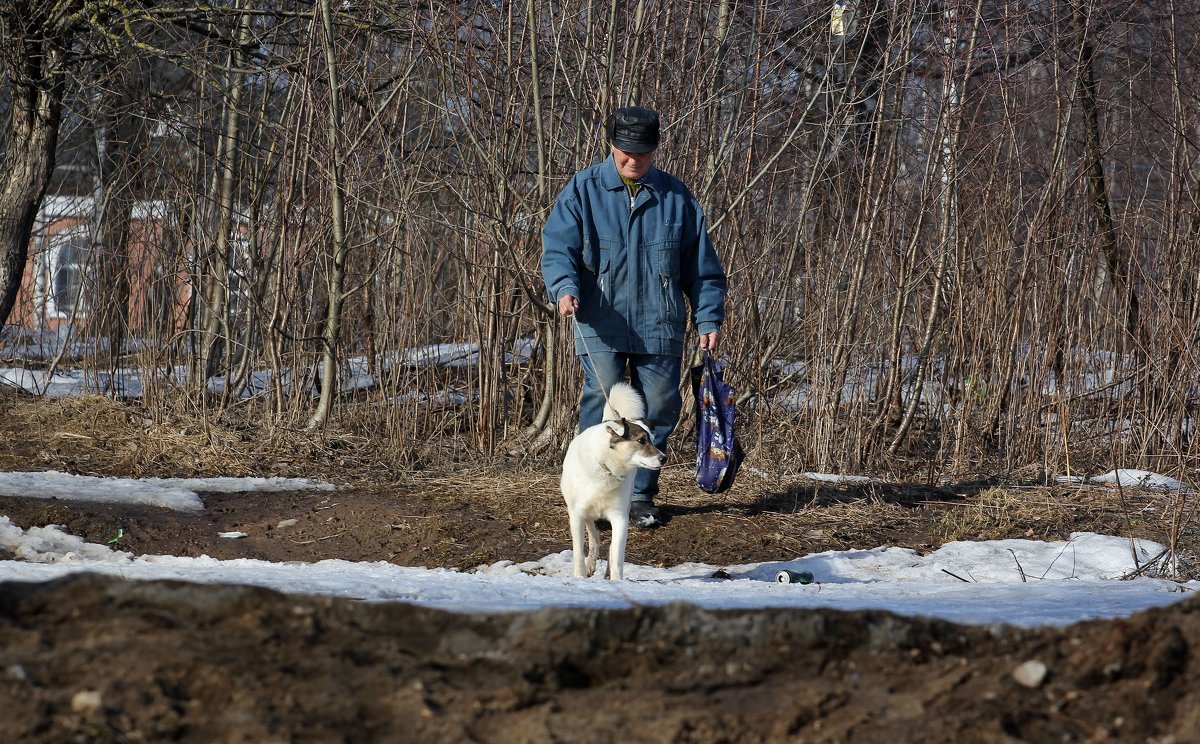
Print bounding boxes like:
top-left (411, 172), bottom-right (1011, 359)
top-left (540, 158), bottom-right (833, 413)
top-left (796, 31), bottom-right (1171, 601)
top-left (308, 0), bottom-right (350, 429)
top-left (1072, 2), bottom-right (1141, 349)
top-left (0, 13), bottom-right (70, 330)
top-left (196, 6), bottom-right (252, 390)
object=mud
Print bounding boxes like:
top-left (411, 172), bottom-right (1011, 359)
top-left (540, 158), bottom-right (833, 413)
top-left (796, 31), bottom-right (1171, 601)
top-left (1, 391), bottom-right (1198, 742)
top-left (1, 573), bottom-right (1198, 743)
top-left (0, 481), bottom-right (1198, 743)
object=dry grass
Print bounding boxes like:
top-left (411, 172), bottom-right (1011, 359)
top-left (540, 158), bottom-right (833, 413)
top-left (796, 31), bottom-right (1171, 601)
top-left (0, 390), bottom-right (389, 479)
top-left (0, 388), bottom-right (1194, 578)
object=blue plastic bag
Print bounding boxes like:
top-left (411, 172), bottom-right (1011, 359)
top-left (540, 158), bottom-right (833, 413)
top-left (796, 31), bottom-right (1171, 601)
top-left (691, 351), bottom-right (744, 494)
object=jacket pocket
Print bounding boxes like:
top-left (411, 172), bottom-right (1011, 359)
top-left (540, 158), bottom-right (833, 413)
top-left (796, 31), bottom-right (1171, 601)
top-left (581, 252), bottom-right (613, 314)
top-left (658, 271), bottom-right (683, 324)
top-left (598, 253), bottom-right (612, 299)
top-left (653, 242), bottom-right (681, 275)
top-left (582, 237), bottom-right (598, 274)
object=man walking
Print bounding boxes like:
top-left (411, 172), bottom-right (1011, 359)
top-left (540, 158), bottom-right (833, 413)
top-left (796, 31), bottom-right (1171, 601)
top-left (541, 106), bottom-right (728, 528)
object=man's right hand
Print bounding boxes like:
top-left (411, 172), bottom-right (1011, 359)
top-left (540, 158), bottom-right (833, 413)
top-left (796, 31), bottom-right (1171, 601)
top-left (558, 294), bottom-right (580, 317)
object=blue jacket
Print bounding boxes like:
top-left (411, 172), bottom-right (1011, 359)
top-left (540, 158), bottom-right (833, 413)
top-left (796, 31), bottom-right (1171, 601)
top-left (541, 156), bottom-right (727, 357)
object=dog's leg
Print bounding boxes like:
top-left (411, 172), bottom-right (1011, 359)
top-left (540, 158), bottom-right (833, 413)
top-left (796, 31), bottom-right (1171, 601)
top-left (607, 510), bottom-right (629, 580)
top-left (585, 520), bottom-right (600, 577)
top-left (568, 510), bottom-right (589, 577)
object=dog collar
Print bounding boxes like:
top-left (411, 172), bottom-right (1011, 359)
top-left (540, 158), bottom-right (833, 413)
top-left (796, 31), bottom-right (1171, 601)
top-left (598, 462), bottom-right (623, 481)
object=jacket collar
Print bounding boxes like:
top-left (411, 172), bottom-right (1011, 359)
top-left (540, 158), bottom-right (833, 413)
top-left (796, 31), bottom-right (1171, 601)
top-left (602, 154), bottom-right (659, 192)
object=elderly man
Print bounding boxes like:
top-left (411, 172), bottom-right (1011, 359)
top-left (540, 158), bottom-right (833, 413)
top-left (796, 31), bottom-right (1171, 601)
top-left (541, 106), bottom-right (728, 528)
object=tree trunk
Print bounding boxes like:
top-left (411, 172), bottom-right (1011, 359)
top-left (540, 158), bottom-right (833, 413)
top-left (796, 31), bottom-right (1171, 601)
top-left (308, 0), bottom-right (350, 429)
top-left (1072, 2), bottom-right (1141, 349)
top-left (0, 26), bottom-right (69, 330)
top-left (89, 79), bottom-right (144, 388)
top-left (197, 7), bottom-right (252, 390)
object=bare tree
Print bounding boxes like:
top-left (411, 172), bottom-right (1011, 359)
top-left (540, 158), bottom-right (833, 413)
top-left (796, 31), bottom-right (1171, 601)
top-left (0, 3), bottom-right (75, 330)
top-left (2, 0), bottom-right (1195, 476)
top-left (307, 0), bottom-right (350, 429)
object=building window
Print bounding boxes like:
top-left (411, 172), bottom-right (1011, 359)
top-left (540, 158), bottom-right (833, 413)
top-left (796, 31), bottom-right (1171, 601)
top-left (48, 226), bottom-right (91, 318)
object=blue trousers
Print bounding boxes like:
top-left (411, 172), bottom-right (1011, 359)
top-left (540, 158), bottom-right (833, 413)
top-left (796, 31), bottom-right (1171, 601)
top-left (577, 351), bottom-right (682, 502)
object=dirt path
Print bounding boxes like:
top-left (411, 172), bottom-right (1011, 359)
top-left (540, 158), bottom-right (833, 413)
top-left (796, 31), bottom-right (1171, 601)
top-left (1, 392), bottom-right (1198, 741)
top-left (1, 477), bottom-right (1198, 743)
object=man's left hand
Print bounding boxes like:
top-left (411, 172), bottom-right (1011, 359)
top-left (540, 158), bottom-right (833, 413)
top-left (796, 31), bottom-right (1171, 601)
top-left (699, 331), bottom-right (721, 356)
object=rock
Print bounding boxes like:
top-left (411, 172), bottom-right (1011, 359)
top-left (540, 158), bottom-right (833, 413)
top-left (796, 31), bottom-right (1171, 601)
top-left (1012, 659), bottom-right (1048, 688)
top-left (70, 690), bottom-right (103, 716)
top-left (276, 518), bottom-right (299, 530)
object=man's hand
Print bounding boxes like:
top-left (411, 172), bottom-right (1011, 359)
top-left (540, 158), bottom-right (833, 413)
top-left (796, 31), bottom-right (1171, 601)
top-left (558, 294), bottom-right (580, 317)
top-left (699, 331), bottom-right (721, 355)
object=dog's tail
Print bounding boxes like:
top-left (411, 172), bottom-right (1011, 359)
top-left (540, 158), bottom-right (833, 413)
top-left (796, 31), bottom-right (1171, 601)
top-left (603, 381), bottom-right (647, 421)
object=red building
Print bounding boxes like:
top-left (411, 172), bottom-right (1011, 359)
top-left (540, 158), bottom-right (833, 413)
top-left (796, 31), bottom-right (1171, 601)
top-left (13, 196), bottom-right (190, 334)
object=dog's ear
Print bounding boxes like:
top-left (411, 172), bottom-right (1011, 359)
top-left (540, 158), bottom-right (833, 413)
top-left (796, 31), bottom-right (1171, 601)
top-left (603, 419), bottom-right (628, 438)
top-left (631, 418), bottom-right (654, 437)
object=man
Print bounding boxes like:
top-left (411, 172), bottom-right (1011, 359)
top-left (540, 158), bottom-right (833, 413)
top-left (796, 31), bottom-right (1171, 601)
top-left (541, 106), bottom-right (728, 528)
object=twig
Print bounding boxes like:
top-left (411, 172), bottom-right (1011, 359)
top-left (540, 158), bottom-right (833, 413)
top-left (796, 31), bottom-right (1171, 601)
top-left (1007, 548), bottom-right (1027, 582)
top-left (1116, 484), bottom-right (1142, 571)
top-left (1040, 535), bottom-right (1079, 580)
top-left (941, 568), bottom-right (972, 582)
top-left (1119, 548), bottom-right (1169, 580)
top-left (291, 531), bottom-right (345, 545)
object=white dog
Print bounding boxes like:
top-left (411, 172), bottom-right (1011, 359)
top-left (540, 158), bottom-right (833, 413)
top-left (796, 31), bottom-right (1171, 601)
top-left (560, 382), bottom-right (667, 580)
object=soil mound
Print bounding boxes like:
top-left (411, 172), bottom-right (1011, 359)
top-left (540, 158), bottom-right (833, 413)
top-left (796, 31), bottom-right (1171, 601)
top-left (1, 574), bottom-right (1197, 743)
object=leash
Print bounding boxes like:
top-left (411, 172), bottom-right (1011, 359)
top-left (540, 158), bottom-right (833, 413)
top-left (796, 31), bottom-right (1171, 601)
top-left (570, 313), bottom-right (717, 415)
top-left (569, 313), bottom-right (614, 413)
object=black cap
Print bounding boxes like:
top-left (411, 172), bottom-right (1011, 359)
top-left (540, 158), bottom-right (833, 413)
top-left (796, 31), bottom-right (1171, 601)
top-left (606, 107), bottom-right (660, 153)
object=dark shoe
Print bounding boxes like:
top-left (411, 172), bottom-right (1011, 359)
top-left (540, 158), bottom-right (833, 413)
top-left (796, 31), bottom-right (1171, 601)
top-left (629, 500), bottom-right (664, 529)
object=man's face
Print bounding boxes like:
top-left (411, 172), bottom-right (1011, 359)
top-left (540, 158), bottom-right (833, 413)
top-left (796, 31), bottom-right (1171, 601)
top-left (611, 145), bottom-right (655, 180)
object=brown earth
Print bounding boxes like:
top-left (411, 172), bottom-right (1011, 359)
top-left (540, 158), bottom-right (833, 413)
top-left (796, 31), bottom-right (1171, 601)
top-left (0, 391), bottom-right (1198, 742)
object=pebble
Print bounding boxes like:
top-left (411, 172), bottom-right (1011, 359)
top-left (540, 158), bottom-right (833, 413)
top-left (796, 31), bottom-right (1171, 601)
top-left (71, 689), bottom-right (103, 716)
top-left (1012, 659), bottom-right (1048, 688)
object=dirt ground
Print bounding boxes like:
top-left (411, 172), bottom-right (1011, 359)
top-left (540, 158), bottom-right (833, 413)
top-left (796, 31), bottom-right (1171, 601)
top-left (0, 391), bottom-right (1198, 742)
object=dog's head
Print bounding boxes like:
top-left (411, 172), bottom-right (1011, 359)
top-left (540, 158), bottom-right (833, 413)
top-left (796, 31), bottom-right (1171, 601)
top-left (603, 418), bottom-right (667, 470)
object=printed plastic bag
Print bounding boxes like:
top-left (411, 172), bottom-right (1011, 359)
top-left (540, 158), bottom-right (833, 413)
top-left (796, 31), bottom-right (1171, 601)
top-left (691, 351), bottom-right (744, 494)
